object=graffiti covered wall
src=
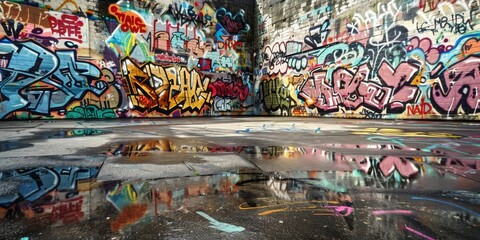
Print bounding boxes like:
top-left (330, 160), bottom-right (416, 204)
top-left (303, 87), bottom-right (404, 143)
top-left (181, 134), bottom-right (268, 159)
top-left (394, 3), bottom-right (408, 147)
top-left (255, 0), bottom-right (480, 120)
top-left (0, 0), bottom-right (254, 119)
top-left (3, 0), bottom-right (480, 120)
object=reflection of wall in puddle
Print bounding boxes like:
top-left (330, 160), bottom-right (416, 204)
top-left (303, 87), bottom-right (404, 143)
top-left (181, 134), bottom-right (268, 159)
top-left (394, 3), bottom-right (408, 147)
top-left (238, 175), bottom-right (355, 230)
top-left (137, 174), bottom-right (240, 216)
top-left (248, 143), bottom-right (479, 186)
top-left (108, 139), bottom-right (479, 186)
top-left (265, 175), bottom-right (353, 203)
top-left (107, 139), bottom-right (245, 159)
top-left (0, 174), bottom-right (103, 227)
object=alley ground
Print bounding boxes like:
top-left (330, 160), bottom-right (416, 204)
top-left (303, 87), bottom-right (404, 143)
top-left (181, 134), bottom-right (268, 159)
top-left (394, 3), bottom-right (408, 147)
top-left (0, 117), bottom-right (479, 239)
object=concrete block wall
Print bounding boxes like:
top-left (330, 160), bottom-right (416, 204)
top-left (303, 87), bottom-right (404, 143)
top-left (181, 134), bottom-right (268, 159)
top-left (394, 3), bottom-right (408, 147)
top-left (0, 0), bottom-right (254, 119)
top-left (254, 0), bottom-right (480, 120)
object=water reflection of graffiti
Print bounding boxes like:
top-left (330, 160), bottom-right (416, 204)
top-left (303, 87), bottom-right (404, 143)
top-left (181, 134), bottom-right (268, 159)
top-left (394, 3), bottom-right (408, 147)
top-left (0, 167), bottom-right (99, 206)
top-left (0, 167), bottom-right (99, 223)
top-left (237, 175), bottom-right (355, 230)
top-left (107, 182), bottom-right (149, 232)
top-left (0, 38), bottom-right (107, 118)
top-left (351, 128), bottom-right (463, 138)
top-left (105, 138), bottom-right (478, 182)
top-left (106, 139), bottom-right (244, 159)
top-left (152, 174), bottom-right (239, 214)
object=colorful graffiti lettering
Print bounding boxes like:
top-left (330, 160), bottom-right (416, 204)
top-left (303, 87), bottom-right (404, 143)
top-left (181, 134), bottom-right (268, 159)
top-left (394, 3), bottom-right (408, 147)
top-left (109, 4), bottom-right (147, 33)
top-left (407, 97), bottom-right (433, 116)
top-left (48, 12), bottom-right (85, 43)
top-left (0, 37), bottom-right (107, 119)
top-left (209, 76), bottom-right (249, 101)
top-left (0, 0), bottom-right (253, 119)
top-left (252, 0), bottom-right (480, 119)
top-left (298, 61), bottom-right (420, 114)
top-left (431, 55), bottom-right (480, 115)
top-left (260, 78), bottom-right (296, 115)
top-left (121, 57), bottom-right (212, 115)
top-left (151, 20), bottom-right (212, 58)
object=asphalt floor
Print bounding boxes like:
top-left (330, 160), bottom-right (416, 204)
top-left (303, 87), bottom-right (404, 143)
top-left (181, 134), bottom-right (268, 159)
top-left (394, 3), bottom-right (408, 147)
top-left (0, 117), bottom-right (479, 239)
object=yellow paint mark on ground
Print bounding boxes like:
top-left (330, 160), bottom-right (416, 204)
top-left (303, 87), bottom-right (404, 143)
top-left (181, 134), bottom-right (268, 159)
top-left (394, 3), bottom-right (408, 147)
top-left (258, 208), bottom-right (287, 216)
top-left (352, 128), bottom-right (462, 138)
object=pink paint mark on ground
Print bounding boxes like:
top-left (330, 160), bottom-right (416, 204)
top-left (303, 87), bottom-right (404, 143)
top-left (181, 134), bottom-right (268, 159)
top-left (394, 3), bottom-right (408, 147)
top-left (372, 210), bottom-right (413, 215)
top-left (404, 226), bottom-right (436, 240)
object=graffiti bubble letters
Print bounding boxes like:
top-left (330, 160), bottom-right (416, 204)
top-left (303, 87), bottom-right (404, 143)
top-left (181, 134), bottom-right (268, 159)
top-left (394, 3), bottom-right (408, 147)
top-left (209, 76), bottom-right (249, 101)
top-left (299, 61), bottom-right (420, 114)
top-left (263, 42), bottom-right (288, 75)
top-left (432, 55), bottom-right (480, 114)
top-left (109, 4), bottom-right (147, 33)
top-left (0, 37), bottom-right (107, 119)
top-left (260, 78), bottom-right (296, 115)
top-left (48, 13), bottom-right (84, 43)
top-left (215, 8), bottom-right (250, 34)
top-left (121, 58), bottom-right (212, 114)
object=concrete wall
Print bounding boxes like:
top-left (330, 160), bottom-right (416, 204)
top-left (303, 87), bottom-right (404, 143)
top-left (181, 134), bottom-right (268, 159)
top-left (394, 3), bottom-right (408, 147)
top-left (254, 0), bottom-right (480, 120)
top-left (0, 0), bottom-right (254, 119)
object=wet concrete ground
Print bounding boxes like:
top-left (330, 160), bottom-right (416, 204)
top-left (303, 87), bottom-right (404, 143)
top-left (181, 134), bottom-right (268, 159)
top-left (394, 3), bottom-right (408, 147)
top-left (0, 117), bottom-right (479, 239)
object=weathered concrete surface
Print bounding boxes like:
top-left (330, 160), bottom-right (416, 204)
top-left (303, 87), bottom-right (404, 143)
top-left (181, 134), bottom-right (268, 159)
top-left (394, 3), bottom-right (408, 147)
top-left (0, 117), bottom-right (479, 239)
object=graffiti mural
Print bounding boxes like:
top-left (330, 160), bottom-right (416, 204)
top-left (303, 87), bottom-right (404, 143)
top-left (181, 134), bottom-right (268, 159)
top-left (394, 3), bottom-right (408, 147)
top-left (121, 57), bottom-right (212, 115)
top-left (3, 0), bottom-right (480, 120)
top-left (0, 0), bottom-right (253, 119)
top-left (254, 0), bottom-right (480, 120)
top-left (0, 37), bottom-right (108, 118)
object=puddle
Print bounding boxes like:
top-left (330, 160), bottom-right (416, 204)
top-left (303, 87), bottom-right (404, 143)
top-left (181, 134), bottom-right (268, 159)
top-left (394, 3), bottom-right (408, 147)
top-left (104, 139), bottom-right (473, 159)
top-left (0, 171), bottom-right (355, 236)
top-left (0, 169), bottom-right (478, 239)
top-left (102, 139), bottom-right (479, 183)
